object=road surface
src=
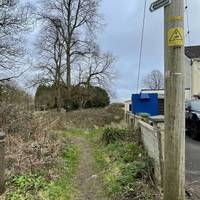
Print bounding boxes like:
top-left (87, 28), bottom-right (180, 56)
top-left (186, 135), bottom-right (200, 199)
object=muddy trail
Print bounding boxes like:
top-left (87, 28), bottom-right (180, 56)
top-left (71, 137), bottom-right (105, 200)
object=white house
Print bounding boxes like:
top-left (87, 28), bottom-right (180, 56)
top-left (140, 46), bottom-right (200, 100)
top-left (124, 100), bottom-right (132, 113)
top-left (124, 46), bottom-right (200, 114)
top-left (185, 45), bottom-right (200, 98)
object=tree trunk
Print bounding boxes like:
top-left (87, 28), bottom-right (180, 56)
top-left (66, 53), bottom-right (71, 87)
top-left (66, 36), bottom-right (71, 87)
top-left (57, 83), bottom-right (61, 112)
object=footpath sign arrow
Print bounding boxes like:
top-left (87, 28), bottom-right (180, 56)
top-left (150, 0), bottom-right (171, 12)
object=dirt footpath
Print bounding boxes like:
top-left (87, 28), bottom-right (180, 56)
top-left (71, 137), bottom-right (105, 200)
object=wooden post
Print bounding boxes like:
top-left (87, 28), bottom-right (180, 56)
top-left (164, 0), bottom-right (185, 199)
top-left (0, 130), bottom-right (5, 194)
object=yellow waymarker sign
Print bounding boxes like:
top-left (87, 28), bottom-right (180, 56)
top-left (168, 27), bottom-right (184, 46)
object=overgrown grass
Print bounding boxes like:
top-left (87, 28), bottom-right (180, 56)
top-left (42, 144), bottom-right (80, 200)
top-left (4, 143), bottom-right (80, 200)
top-left (4, 125), bottom-right (158, 200)
top-left (5, 173), bottom-right (48, 200)
top-left (2, 105), bottom-right (124, 200)
top-left (102, 142), bottom-right (155, 199)
top-left (88, 128), bottom-right (158, 200)
top-left (64, 127), bottom-right (156, 199)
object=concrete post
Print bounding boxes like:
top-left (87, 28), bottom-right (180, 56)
top-left (149, 115), bottom-right (164, 130)
top-left (149, 116), bottom-right (165, 187)
top-left (125, 112), bottom-right (128, 123)
top-left (0, 130), bottom-right (5, 195)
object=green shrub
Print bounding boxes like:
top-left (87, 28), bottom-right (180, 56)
top-left (5, 174), bottom-right (48, 200)
top-left (118, 161), bottom-right (146, 187)
top-left (11, 174), bottom-right (47, 192)
top-left (85, 86), bottom-right (110, 108)
top-left (102, 128), bottom-right (131, 144)
top-left (5, 145), bottom-right (80, 200)
top-left (102, 141), bottom-right (155, 199)
top-left (35, 84), bottom-right (110, 111)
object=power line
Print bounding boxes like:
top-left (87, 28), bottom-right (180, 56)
top-left (185, 0), bottom-right (191, 46)
top-left (136, 0), bottom-right (147, 92)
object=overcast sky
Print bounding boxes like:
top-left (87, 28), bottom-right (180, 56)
top-left (24, 0), bottom-right (200, 101)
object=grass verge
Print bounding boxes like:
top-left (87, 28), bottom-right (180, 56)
top-left (4, 127), bottom-right (159, 200)
top-left (63, 127), bottom-right (158, 199)
top-left (4, 139), bottom-right (80, 200)
top-left (42, 143), bottom-right (80, 200)
top-left (89, 128), bottom-right (159, 200)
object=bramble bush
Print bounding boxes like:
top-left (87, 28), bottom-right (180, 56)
top-left (102, 128), bottom-right (132, 144)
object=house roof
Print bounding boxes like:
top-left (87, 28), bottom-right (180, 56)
top-left (124, 100), bottom-right (131, 103)
top-left (185, 46), bottom-right (200, 59)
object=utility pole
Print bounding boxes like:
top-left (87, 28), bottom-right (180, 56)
top-left (149, 0), bottom-right (185, 198)
top-left (164, 0), bottom-right (185, 199)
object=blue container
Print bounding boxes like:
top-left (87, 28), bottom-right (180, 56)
top-left (132, 93), bottom-right (158, 116)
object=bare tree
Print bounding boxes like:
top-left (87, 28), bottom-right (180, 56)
top-left (0, 80), bottom-right (33, 108)
top-left (0, 0), bottom-right (31, 83)
top-left (38, 0), bottom-right (102, 86)
top-left (75, 43), bottom-right (115, 93)
top-left (33, 20), bottom-right (66, 111)
top-left (142, 69), bottom-right (164, 90)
